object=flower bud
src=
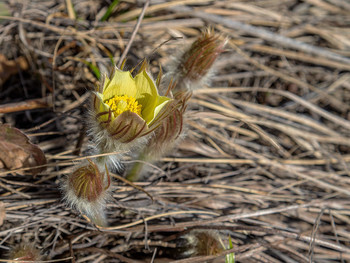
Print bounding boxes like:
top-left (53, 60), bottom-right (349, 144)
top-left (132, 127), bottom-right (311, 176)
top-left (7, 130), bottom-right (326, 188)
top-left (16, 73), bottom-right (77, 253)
top-left (126, 92), bottom-right (190, 181)
top-left (145, 92), bottom-right (190, 157)
top-left (175, 230), bottom-right (224, 258)
top-left (9, 244), bottom-right (42, 262)
top-left (165, 29), bottom-right (226, 92)
top-left (62, 159), bottom-right (110, 226)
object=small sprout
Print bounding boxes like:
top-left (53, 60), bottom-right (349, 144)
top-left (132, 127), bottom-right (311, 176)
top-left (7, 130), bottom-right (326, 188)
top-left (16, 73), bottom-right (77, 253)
top-left (224, 235), bottom-right (235, 263)
top-left (81, 60), bottom-right (101, 80)
top-left (100, 0), bottom-right (120, 22)
top-left (62, 159), bottom-right (111, 226)
top-left (9, 244), bottom-right (42, 262)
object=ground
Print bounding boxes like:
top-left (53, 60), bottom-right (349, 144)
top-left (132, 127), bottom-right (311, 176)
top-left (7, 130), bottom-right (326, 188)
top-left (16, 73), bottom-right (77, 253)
top-left (0, 0), bottom-right (350, 262)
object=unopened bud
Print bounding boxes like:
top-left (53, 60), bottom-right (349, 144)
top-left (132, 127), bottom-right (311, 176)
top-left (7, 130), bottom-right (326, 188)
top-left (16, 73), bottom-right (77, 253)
top-left (175, 230), bottom-right (224, 258)
top-left (9, 244), bottom-right (42, 262)
top-left (62, 159), bottom-right (111, 226)
top-left (166, 29), bottom-right (226, 92)
top-left (69, 160), bottom-right (108, 202)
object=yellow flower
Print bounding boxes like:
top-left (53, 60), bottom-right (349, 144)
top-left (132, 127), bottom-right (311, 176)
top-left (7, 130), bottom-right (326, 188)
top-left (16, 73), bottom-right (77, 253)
top-left (93, 67), bottom-right (173, 143)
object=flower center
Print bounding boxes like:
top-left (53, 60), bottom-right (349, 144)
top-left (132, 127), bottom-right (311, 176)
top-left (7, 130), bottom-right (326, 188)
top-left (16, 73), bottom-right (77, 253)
top-left (104, 95), bottom-right (142, 117)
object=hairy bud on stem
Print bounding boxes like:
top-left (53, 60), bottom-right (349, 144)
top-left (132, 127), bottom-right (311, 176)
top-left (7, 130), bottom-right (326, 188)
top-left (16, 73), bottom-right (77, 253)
top-left (9, 244), bottom-right (42, 262)
top-left (62, 159), bottom-right (111, 226)
top-left (165, 29), bottom-right (226, 92)
top-left (176, 230), bottom-right (224, 258)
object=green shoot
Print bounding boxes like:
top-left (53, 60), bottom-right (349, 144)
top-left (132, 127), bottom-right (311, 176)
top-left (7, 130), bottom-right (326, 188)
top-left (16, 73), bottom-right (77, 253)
top-left (81, 60), bottom-right (101, 80)
top-left (101, 0), bottom-right (120, 22)
top-left (225, 235), bottom-right (235, 263)
top-left (219, 235), bottom-right (235, 263)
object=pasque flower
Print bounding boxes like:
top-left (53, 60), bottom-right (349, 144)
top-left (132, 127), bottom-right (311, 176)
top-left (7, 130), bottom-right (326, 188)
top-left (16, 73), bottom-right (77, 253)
top-left (125, 30), bottom-right (226, 181)
top-left (89, 63), bottom-right (180, 170)
top-left (126, 30), bottom-right (225, 181)
top-left (94, 67), bottom-right (172, 141)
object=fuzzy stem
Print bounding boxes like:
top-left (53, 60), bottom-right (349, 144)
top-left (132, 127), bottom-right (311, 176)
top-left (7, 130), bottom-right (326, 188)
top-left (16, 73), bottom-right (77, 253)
top-left (126, 153), bottom-right (150, 182)
top-left (84, 208), bottom-right (107, 227)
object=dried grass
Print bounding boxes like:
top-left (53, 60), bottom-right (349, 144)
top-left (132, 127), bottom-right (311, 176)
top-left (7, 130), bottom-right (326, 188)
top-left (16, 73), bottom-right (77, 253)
top-left (0, 0), bottom-right (350, 262)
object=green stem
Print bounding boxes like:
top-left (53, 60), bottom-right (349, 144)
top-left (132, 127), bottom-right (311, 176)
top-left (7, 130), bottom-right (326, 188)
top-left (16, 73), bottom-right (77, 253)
top-left (126, 160), bottom-right (144, 182)
top-left (126, 153), bottom-right (150, 182)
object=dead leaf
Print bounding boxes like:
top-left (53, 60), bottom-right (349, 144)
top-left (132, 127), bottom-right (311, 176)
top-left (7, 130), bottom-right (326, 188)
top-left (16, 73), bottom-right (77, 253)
top-left (0, 54), bottom-right (28, 86)
top-left (0, 124), bottom-right (46, 175)
top-left (0, 201), bottom-right (5, 226)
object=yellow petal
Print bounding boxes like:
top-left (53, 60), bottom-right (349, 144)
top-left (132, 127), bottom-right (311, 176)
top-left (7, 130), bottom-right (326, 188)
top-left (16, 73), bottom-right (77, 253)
top-left (94, 92), bottom-right (113, 123)
top-left (103, 69), bottom-right (137, 100)
top-left (150, 96), bottom-right (171, 124)
top-left (102, 73), bottom-right (110, 93)
top-left (134, 70), bottom-right (157, 102)
top-left (134, 70), bottom-right (170, 124)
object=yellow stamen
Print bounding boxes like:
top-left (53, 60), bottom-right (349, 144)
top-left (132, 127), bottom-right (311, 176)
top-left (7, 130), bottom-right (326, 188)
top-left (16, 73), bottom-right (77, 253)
top-left (104, 95), bottom-right (142, 117)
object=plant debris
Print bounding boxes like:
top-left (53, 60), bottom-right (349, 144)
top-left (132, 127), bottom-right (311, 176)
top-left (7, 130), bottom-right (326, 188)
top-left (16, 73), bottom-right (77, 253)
top-left (0, 124), bottom-right (46, 175)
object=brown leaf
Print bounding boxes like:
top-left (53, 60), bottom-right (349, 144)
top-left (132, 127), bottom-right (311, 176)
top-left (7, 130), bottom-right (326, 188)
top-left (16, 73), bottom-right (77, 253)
top-left (0, 201), bottom-right (5, 226)
top-left (0, 124), bottom-right (46, 175)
